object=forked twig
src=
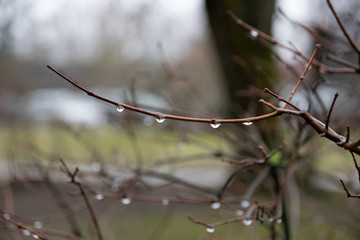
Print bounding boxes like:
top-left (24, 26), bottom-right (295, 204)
top-left (339, 179), bottom-right (360, 198)
top-left (60, 159), bottom-right (103, 240)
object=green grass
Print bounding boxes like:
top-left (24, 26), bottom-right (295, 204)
top-left (0, 123), bottom-right (231, 168)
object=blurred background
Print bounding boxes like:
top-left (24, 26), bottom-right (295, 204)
top-left (1, 0), bottom-right (360, 239)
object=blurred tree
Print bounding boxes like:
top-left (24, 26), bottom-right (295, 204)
top-left (205, 0), bottom-right (275, 114)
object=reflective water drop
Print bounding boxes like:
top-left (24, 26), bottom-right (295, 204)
top-left (3, 213), bottom-right (10, 220)
top-left (34, 221), bottom-right (43, 229)
top-left (210, 120), bottom-right (221, 129)
top-left (23, 229), bottom-right (31, 236)
top-left (116, 105), bottom-right (125, 112)
top-left (269, 217), bottom-right (274, 222)
top-left (210, 202), bottom-right (221, 209)
top-left (250, 30), bottom-right (259, 38)
top-left (236, 209), bottom-right (244, 216)
top-left (240, 200), bottom-right (250, 208)
top-left (276, 218), bottom-right (282, 224)
top-left (32, 234), bottom-right (39, 239)
top-left (155, 113), bottom-right (165, 123)
top-left (242, 218), bottom-right (253, 226)
top-left (121, 197), bottom-right (132, 205)
top-left (206, 227), bottom-right (215, 233)
top-left (162, 199), bottom-right (169, 206)
top-left (95, 194), bottom-right (104, 201)
top-left (243, 122), bottom-right (253, 126)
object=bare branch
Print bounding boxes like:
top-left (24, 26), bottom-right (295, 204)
top-left (327, 0), bottom-right (360, 57)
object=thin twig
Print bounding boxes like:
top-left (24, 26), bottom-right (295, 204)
top-left (350, 152), bottom-right (360, 183)
top-left (327, 0), bottom-right (360, 57)
top-left (60, 159), bottom-right (103, 240)
top-left (283, 43), bottom-right (321, 108)
top-left (339, 179), bottom-right (360, 198)
top-left (264, 88), bottom-right (300, 111)
top-left (324, 92), bottom-right (339, 131)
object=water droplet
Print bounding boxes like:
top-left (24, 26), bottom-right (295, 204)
top-left (210, 120), bottom-right (221, 129)
top-left (236, 209), bottom-right (244, 216)
top-left (121, 197), bottom-right (132, 205)
top-left (250, 30), bottom-right (259, 38)
top-left (116, 105), bottom-right (124, 112)
top-left (155, 113), bottom-right (165, 123)
top-left (240, 200), bottom-right (250, 208)
top-left (162, 199), bottom-right (169, 206)
top-left (95, 194), bottom-right (104, 200)
top-left (210, 202), bottom-right (221, 209)
top-left (91, 162), bottom-right (101, 172)
top-left (243, 218), bottom-right (253, 226)
top-left (269, 217), bottom-right (274, 222)
top-left (23, 229), bottom-right (31, 236)
top-left (34, 221), bottom-right (42, 229)
top-left (32, 234), bottom-right (39, 239)
top-left (206, 227), bottom-right (215, 233)
top-left (243, 122), bottom-right (253, 126)
top-left (3, 213), bottom-right (10, 220)
top-left (276, 218), bottom-right (282, 224)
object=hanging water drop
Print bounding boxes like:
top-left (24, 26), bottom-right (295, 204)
top-left (242, 218), bottom-right (253, 226)
top-left (162, 199), bottom-right (169, 206)
top-left (250, 30), bottom-right (259, 38)
top-left (155, 113), bottom-right (165, 123)
top-left (23, 229), bottom-right (31, 236)
top-left (3, 213), bottom-right (10, 220)
top-left (116, 105), bottom-right (125, 112)
top-left (243, 122), bottom-right (253, 126)
top-left (236, 209), bottom-right (244, 216)
top-left (206, 227), bottom-right (215, 233)
top-left (32, 234), bottom-right (39, 239)
top-left (34, 221), bottom-right (43, 229)
top-left (121, 197), bottom-right (132, 205)
top-left (240, 200), bottom-right (250, 208)
top-left (210, 202), bottom-right (221, 209)
top-left (276, 218), bottom-right (282, 224)
top-left (269, 217), bottom-right (274, 222)
top-left (210, 120), bottom-right (221, 129)
top-left (95, 194), bottom-right (104, 201)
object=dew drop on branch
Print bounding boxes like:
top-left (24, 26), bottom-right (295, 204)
top-left (210, 202), bottom-right (221, 209)
top-left (116, 105), bottom-right (125, 112)
top-left (95, 193), bottom-right (104, 201)
top-left (34, 221), bottom-right (43, 229)
top-left (276, 218), bottom-right (282, 224)
top-left (243, 122), bottom-right (253, 126)
top-left (23, 230), bottom-right (31, 236)
top-left (32, 234), bottom-right (39, 239)
top-left (250, 30), bottom-right (259, 38)
top-left (240, 200), bottom-right (250, 208)
top-left (3, 213), bottom-right (10, 220)
top-left (161, 199), bottom-right (169, 206)
top-left (236, 209), bottom-right (244, 216)
top-left (155, 113), bottom-right (165, 123)
top-left (210, 120), bottom-right (221, 129)
top-left (242, 218), bottom-right (253, 226)
top-left (206, 227), bottom-right (215, 233)
top-left (121, 197), bottom-right (132, 205)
